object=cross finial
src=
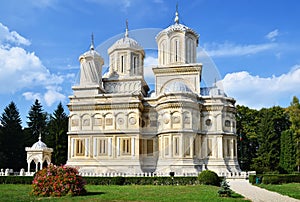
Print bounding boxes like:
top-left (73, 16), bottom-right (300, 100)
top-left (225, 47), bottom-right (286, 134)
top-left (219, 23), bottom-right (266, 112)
top-left (174, 2), bottom-right (179, 24)
top-left (90, 33), bottom-right (95, 50)
top-left (125, 19), bottom-right (129, 37)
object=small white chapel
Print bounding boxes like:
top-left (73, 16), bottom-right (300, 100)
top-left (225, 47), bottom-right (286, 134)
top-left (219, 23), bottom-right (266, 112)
top-left (66, 9), bottom-right (241, 176)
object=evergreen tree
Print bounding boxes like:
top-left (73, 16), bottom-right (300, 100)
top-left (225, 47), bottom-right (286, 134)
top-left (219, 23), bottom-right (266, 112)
top-left (279, 129), bottom-right (296, 173)
top-left (0, 102), bottom-right (25, 170)
top-left (46, 102), bottom-right (68, 165)
top-left (286, 96), bottom-right (300, 172)
top-left (26, 99), bottom-right (48, 146)
top-left (236, 105), bottom-right (259, 171)
top-left (252, 106), bottom-right (290, 172)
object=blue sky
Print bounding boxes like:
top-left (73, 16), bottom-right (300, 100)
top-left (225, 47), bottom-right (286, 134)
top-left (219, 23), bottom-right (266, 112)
top-left (0, 0), bottom-right (299, 126)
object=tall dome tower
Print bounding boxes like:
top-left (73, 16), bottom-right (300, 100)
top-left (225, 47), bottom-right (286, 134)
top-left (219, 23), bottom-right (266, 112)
top-left (156, 6), bottom-right (199, 66)
top-left (107, 20), bottom-right (145, 77)
top-left (103, 21), bottom-right (149, 96)
top-left (79, 34), bottom-right (104, 86)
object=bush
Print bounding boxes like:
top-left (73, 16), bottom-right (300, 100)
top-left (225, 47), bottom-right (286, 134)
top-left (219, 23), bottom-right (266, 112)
top-left (31, 164), bottom-right (86, 197)
top-left (198, 170), bottom-right (220, 186)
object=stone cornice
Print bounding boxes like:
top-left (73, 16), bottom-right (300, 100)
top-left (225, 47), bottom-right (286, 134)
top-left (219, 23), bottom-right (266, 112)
top-left (152, 64), bottom-right (202, 75)
top-left (68, 102), bottom-right (143, 111)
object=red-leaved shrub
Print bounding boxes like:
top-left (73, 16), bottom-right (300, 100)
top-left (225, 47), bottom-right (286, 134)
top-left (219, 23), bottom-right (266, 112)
top-left (31, 164), bottom-right (86, 197)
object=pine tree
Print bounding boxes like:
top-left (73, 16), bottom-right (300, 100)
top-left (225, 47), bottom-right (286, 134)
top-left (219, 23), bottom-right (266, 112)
top-left (252, 106), bottom-right (290, 172)
top-left (286, 96), bottom-right (300, 172)
top-left (46, 102), bottom-right (68, 165)
top-left (279, 129), bottom-right (296, 173)
top-left (0, 102), bottom-right (25, 170)
top-left (236, 105), bottom-right (260, 171)
top-left (26, 99), bottom-right (48, 146)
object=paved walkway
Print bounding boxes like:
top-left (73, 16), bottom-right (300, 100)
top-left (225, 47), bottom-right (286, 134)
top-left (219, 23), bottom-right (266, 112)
top-left (228, 179), bottom-right (300, 202)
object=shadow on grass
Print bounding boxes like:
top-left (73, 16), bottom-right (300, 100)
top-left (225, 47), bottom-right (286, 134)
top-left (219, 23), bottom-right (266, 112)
top-left (84, 191), bottom-right (106, 196)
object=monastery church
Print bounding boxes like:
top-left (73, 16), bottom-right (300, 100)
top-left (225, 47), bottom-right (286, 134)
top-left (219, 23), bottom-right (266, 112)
top-left (66, 9), bottom-right (241, 176)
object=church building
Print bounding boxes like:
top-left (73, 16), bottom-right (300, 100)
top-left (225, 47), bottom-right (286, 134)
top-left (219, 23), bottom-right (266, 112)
top-left (67, 10), bottom-right (241, 176)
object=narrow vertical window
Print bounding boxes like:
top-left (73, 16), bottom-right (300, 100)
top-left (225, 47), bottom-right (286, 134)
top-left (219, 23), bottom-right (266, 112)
top-left (174, 137), bottom-right (179, 155)
top-left (76, 139), bottom-right (85, 156)
top-left (122, 138), bottom-right (131, 154)
top-left (207, 139), bottom-right (212, 157)
top-left (133, 56), bottom-right (137, 75)
top-left (233, 140), bottom-right (236, 157)
top-left (121, 55), bottom-right (124, 73)
top-left (227, 139), bottom-right (230, 157)
top-left (164, 137), bottom-right (169, 156)
top-left (99, 139), bottom-right (107, 155)
top-left (175, 40), bottom-right (179, 62)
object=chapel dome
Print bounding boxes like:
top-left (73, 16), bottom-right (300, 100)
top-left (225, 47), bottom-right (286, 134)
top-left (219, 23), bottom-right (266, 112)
top-left (31, 137), bottom-right (48, 150)
top-left (164, 81), bottom-right (192, 93)
top-left (108, 23), bottom-right (144, 54)
top-left (156, 23), bottom-right (199, 40)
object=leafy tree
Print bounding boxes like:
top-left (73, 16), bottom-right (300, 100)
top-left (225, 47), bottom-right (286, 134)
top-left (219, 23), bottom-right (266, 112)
top-left (26, 99), bottom-right (48, 146)
top-left (236, 105), bottom-right (259, 171)
top-left (279, 129), bottom-right (296, 173)
top-left (45, 102), bottom-right (68, 165)
top-left (286, 96), bottom-right (300, 172)
top-left (0, 102), bottom-right (25, 170)
top-left (252, 106), bottom-right (290, 172)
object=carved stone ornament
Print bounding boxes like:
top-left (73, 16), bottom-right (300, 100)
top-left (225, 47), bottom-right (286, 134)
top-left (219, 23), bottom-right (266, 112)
top-left (129, 117), bottom-right (137, 125)
top-left (173, 116), bottom-right (180, 123)
top-left (117, 118), bottom-right (124, 125)
top-left (163, 118), bottom-right (170, 124)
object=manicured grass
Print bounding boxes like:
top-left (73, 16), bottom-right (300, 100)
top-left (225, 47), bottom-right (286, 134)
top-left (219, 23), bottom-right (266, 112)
top-left (258, 183), bottom-right (300, 200)
top-left (0, 184), bottom-right (249, 201)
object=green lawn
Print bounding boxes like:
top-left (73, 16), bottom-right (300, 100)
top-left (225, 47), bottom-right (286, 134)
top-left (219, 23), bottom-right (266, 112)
top-left (0, 184), bottom-right (249, 202)
top-left (258, 183), bottom-right (300, 200)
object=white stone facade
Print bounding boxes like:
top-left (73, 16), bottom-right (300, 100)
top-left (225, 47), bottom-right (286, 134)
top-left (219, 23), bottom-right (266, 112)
top-left (67, 12), bottom-right (241, 176)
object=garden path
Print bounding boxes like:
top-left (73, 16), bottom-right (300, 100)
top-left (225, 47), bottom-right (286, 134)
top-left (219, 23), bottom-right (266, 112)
top-left (228, 179), bottom-right (299, 202)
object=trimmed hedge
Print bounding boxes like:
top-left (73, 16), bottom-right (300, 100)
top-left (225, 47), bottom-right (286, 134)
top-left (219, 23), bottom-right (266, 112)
top-left (249, 174), bottom-right (300, 184)
top-left (84, 176), bottom-right (199, 185)
top-left (0, 176), bottom-right (225, 186)
top-left (0, 176), bottom-right (33, 184)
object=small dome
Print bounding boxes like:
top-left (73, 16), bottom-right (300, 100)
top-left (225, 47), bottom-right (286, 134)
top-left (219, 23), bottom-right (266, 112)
top-left (164, 81), bottom-right (192, 93)
top-left (108, 36), bottom-right (143, 54)
top-left (31, 137), bottom-right (48, 150)
top-left (156, 23), bottom-right (199, 40)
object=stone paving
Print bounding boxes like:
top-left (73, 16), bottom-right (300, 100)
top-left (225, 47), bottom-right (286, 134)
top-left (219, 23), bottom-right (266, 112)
top-left (228, 179), bottom-right (300, 202)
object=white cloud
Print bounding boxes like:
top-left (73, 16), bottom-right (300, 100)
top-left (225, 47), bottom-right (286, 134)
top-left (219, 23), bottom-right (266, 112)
top-left (219, 65), bottom-right (300, 108)
top-left (22, 92), bottom-right (42, 102)
top-left (43, 86), bottom-right (66, 106)
top-left (0, 22), bottom-right (67, 107)
top-left (143, 56), bottom-right (157, 84)
top-left (0, 23), bottom-right (31, 46)
top-left (266, 29), bottom-right (279, 41)
top-left (201, 42), bottom-right (276, 57)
